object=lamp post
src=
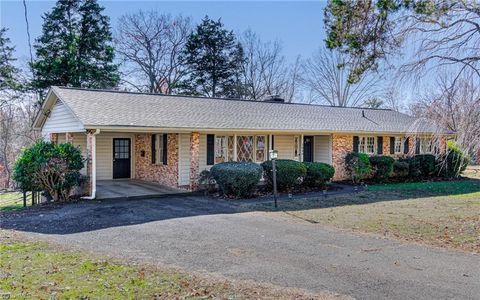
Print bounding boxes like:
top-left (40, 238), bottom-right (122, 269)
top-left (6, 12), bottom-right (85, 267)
top-left (269, 150), bottom-right (278, 208)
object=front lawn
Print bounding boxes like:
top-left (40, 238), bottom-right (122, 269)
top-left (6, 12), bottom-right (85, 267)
top-left (0, 192), bottom-right (29, 212)
top-left (245, 179), bottom-right (480, 253)
top-left (0, 231), bottom-right (334, 299)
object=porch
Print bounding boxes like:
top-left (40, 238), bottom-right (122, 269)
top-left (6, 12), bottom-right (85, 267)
top-left (96, 179), bottom-right (189, 200)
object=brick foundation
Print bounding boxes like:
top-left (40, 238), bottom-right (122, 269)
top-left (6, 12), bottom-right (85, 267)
top-left (134, 133), bottom-right (179, 187)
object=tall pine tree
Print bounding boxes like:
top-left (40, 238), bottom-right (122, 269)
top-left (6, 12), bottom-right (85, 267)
top-left (32, 0), bottom-right (118, 91)
top-left (181, 16), bottom-right (244, 98)
top-left (0, 28), bottom-right (20, 92)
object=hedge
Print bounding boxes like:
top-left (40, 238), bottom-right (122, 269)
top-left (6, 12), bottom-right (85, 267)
top-left (210, 161), bottom-right (262, 198)
top-left (303, 162), bottom-right (335, 188)
top-left (261, 159), bottom-right (307, 191)
top-left (345, 152), bottom-right (372, 183)
top-left (369, 155), bottom-right (395, 182)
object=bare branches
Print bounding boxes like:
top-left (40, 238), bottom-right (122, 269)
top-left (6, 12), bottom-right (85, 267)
top-left (114, 11), bottom-right (192, 94)
top-left (300, 48), bottom-right (378, 107)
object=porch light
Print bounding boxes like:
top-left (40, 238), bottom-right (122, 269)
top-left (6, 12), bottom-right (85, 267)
top-left (269, 149), bottom-right (278, 160)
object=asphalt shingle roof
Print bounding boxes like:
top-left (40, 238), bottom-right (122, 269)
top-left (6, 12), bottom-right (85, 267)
top-left (52, 86), bottom-right (447, 134)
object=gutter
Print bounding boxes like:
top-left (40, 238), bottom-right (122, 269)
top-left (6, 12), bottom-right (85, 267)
top-left (81, 129), bottom-right (100, 200)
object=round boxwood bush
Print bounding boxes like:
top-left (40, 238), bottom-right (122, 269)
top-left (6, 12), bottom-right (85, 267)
top-left (399, 156), bottom-right (421, 179)
top-left (261, 159), bottom-right (307, 191)
top-left (210, 161), bottom-right (262, 198)
top-left (392, 161), bottom-right (409, 178)
top-left (369, 155), bottom-right (395, 182)
top-left (345, 152), bottom-right (372, 183)
top-left (303, 162), bottom-right (335, 188)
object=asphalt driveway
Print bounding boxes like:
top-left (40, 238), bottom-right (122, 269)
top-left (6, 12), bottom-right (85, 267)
top-left (1, 196), bottom-right (478, 299)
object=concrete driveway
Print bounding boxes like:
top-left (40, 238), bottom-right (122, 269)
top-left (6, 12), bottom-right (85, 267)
top-left (1, 196), bottom-right (478, 300)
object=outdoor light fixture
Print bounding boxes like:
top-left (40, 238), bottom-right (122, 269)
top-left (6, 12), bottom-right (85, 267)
top-left (269, 150), bottom-right (279, 208)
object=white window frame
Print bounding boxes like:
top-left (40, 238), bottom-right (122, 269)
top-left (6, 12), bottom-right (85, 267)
top-left (394, 137), bottom-right (403, 154)
top-left (214, 134), bottom-right (268, 164)
top-left (255, 135), bottom-right (267, 163)
top-left (420, 137), bottom-right (433, 154)
top-left (156, 133), bottom-right (165, 165)
top-left (215, 136), bottom-right (228, 163)
top-left (359, 136), bottom-right (376, 155)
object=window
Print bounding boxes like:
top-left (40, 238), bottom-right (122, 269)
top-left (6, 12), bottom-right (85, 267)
top-left (394, 137), bottom-right (403, 154)
top-left (256, 136), bottom-right (266, 162)
top-left (237, 136), bottom-right (254, 161)
top-left (294, 136), bottom-right (301, 158)
top-left (420, 138), bottom-right (433, 154)
top-left (359, 136), bottom-right (376, 154)
top-left (156, 134), bottom-right (164, 164)
top-left (215, 136), bottom-right (228, 163)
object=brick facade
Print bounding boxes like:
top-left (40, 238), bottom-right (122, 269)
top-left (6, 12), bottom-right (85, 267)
top-left (134, 133), bottom-right (179, 187)
top-left (331, 134), bottom-right (353, 181)
top-left (189, 132), bottom-right (200, 190)
top-left (84, 130), bottom-right (94, 196)
top-left (49, 133), bottom-right (58, 144)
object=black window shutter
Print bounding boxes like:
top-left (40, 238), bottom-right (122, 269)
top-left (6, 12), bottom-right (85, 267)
top-left (151, 134), bottom-right (156, 164)
top-left (162, 134), bottom-right (168, 165)
top-left (404, 137), bottom-right (409, 154)
top-left (353, 136), bottom-right (359, 153)
top-left (206, 134), bottom-right (215, 166)
top-left (377, 136), bottom-right (383, 154)
top-left (415, 138), bottom-right (420, 154)
top-left (271, 135), bottom-right (275, 149)
top-left (390, 137), bottom-right (395, 154)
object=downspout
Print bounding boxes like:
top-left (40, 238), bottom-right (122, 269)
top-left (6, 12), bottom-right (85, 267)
top-left (81, 129), bottom-right (100, 200)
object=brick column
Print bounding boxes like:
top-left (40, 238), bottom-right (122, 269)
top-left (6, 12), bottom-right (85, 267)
top-left (189, 132), bottom-right (200, 190)
top-left (331, 134), bottom-right (353, 181)
top-left (49, 133), bottom-right (58, 144)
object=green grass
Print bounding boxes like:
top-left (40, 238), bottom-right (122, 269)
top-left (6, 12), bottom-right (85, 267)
top-left (0, 233), bottom-right (332, 299)
top-left (245, 179), bottom-right (480, 253)
top-left (367, 179), bottom-right (480, 195)
top-left (0, 192), bottom-right (29, 212)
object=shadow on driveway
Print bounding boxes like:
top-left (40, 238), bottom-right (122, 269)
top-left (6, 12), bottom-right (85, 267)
top-left (1, 178), bottom-right (479, 235)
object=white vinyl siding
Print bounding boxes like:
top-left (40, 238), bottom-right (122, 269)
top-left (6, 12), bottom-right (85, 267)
top-left (314, 135), bottom-right (332, 164)
top-left (178, 133), bottom-right (191, 186)
top-left (274, 135), bottom-right (296, 160)
top-left (96, 132), bottom-right (135, 180)
top-left (42, 100), bottom-right (83, 138)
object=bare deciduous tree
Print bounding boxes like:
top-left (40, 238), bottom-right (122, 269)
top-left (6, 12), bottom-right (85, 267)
top-left (300, 48), bottom-right (378, 107)
top-left (115, 11), bottom-right (192, 94)
top-left (410, 72), bottom-right (480, 162)
top-left (239, 30), bottom-right (300, 101)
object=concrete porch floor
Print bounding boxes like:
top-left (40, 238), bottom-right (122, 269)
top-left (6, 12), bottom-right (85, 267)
top-left (96, 179), bottom-right (189, 200)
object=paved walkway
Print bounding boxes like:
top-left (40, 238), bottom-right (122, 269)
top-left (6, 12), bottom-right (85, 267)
top-left (1, 196), bottom-right (478, 299)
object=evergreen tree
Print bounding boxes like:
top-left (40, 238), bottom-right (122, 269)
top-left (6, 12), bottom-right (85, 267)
top-left (181, 16), bottom-right (244, 98)
top-left (0, 28), bottom-right (20, 91)
top-left (32, 0), bottom-right (118, 91)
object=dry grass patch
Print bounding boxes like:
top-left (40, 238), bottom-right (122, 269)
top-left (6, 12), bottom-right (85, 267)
top-left (245, 180), bottom-right (480, 253)
top-left (0, 231), bottom-right (342, 300)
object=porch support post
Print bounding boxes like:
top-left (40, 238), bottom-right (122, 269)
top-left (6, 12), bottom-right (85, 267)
top-left (49, 133), bottom-right (58, 144)
top-left (300, 134), bottom-right (304, 162)
top-left (84, 129), bottom-right (99, 198)
top-left (233, 134), bottom-right (237, 161)
top-left (189, 132), bottom-right (200, 190)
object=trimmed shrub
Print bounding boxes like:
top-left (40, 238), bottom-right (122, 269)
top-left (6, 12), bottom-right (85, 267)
top-left (439, 141), bottom-right (469, 178)
top-left (345, 152), bottom-right (372, 183)
top-left (261, 159), bottom-right (307, 191)
top-left (198, 170), bottom-right (216, 194)
top-left (369, 156), bottom-right (395, 182)
top-left (399, 157), bottom-right (421, 179)
top-left (392, 161), bottom-right (409, 178)
top-left (414, 154), bottom-right (437, 177)
top-left (210, 162), bottom-right (262, 198)
top-left (13, 140), bottom-right (84, 201)
top-left (303, 162), bottom-right (335, 188)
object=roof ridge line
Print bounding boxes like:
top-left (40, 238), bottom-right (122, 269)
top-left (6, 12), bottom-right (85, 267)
top-left (52, 86), bottom-right (394, 111)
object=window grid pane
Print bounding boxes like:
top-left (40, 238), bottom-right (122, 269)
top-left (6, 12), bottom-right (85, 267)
top-left (237, 136), bottom-right (254, 162)
top-left (256, 136), bottom-right (266, 162)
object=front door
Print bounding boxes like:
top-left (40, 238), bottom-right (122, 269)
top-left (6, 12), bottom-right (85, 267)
top-left (303, 136), bottom-right (314, 162)
top-left (113, 138), bottom-right (131, 179)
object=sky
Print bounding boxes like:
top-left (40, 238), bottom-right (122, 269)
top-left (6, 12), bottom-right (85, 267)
top-left (1, 0), bottom-right (327, 67)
